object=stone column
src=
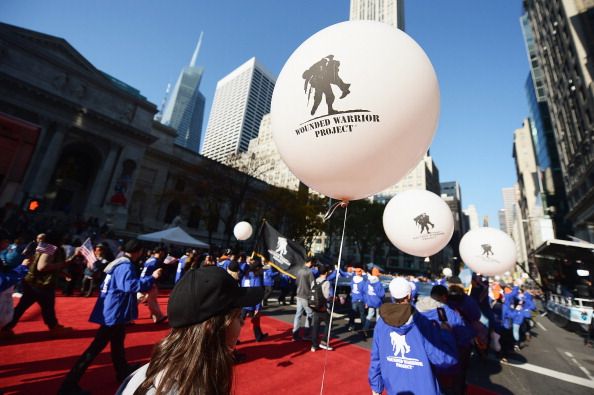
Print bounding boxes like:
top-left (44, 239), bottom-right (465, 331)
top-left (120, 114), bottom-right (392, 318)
top-left (25, 122), bottom-right (66, 197)
top-left (84, 143), bottom-right (120, 216)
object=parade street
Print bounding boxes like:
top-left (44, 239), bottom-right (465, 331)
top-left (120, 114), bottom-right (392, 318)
top-left (264, 301), bottom-right (594, 395)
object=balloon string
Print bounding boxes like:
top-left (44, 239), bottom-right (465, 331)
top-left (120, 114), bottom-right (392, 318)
top-left (323, 200), bottom-right (349, 222)
top-left (320, 204), bottom-right (348, 395)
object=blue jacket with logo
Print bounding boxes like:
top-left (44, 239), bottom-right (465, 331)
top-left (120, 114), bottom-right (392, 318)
top-left (365, 279), bottom-right (385, 308)
top-left (263, 268), bottom-right (279, 287)
top-left (175, 255), bottom-right (188, 284)
top-left (0, 265), bottom-right (28, 292)
top-left (90, 257), bottom-right (154, 326)
top-left (240, 270), bottom-right (264, 311)
top-left (369, 305), bottom-right (458, 395)
top-left (140, 257), bottom-right (160, 278)
top-left (350, 275), bottom-right (368, 303)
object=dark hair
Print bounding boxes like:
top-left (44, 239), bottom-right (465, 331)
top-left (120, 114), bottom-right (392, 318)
top-left (318, 265), bottom-right (329, 276)
top-left (430, 285), bottom-right (448, 299)
top-left (124, 239), bottom-right (143, 253)
top-left (134, 309), bottom-right (239, 395)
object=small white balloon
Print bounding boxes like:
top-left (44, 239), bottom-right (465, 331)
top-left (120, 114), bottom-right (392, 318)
top-left (442, 268), bottom-right (453, 277)
top-left (459, 228), bottom-right (517, 276)
top-left (383, 190), bottom-right (454, 257)
top-left (271, 21), bottom-right (439, 200)
top-left (233, 222), bottom-right (253, 241)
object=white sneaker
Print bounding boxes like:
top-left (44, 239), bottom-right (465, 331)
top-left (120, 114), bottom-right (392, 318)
top-left (310, 346), bottom-right (317, 352)
top-left (319, 343), bottom-right (334, 351)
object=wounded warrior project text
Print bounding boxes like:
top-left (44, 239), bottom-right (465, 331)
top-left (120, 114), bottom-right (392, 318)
top-left (295, 113), bottom-right (380, 138)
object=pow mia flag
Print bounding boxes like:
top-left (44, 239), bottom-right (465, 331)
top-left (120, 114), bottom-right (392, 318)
top-left (254, 221), bottom-right (306, 279)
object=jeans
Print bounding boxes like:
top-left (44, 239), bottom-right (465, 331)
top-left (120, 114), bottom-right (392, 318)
top-left (512, 323), bottom-right (521, 342)
top-left (363, 307), bottom-right (377, 331)
top-left (293, 297), bottom-right (313, 336)
top-left (311, 310), bottom-right (331, 348)
top-left (349, 300), bottom-right (366, 329)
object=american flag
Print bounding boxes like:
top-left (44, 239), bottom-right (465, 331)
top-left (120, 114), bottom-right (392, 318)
top-left (80, 238), bottom-right (97, 270)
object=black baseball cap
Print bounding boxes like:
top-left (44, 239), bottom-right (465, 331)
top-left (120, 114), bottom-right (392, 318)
top-left (168, 266), bottom-right (263, 328)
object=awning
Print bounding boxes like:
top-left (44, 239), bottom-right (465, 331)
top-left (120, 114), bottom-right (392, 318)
top-left (138, 226), bottom-right (209, 248)
top-left (531, 239), bottom-right (594, 263)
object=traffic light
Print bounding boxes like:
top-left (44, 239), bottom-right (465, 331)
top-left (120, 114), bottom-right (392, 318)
top-left (27, 199), bottom-right (40, 212)
top-left (23, 198), bottom-right (41, 212)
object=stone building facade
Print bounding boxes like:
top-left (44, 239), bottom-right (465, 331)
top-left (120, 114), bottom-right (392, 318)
top-left (0, 23), bottom-right (283, 248)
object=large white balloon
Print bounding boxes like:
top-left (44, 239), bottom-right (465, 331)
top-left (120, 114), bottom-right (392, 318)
top-left (233, 222), bottom-right (253, 241)
top-left (383, 190), bottom-right (454, 257)
top-left (271, 21), bottom-right (440, 201)
top-left (459, 228), bottom-right (517, 276)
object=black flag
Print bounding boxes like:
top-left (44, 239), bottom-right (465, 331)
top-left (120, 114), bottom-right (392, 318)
top-left (254, 220), bottom-right (306, 279)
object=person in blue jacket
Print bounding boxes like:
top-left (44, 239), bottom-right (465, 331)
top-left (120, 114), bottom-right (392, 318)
top-left (362, 274), bottom-right (385, 337)
top-left (59, 240), bottom-right (162, 395)
top-left (348, 265), bottom-right (368, 333)
top-left (369, 277), bottom-right (458, 395)
top-left (174, 249), bottom-right (195, 284)
top-left (262, 265), bottom-right (279, 306)
top-left (0, 260), bottom-right (28, 329)
top-left (239, 256), bottom-right (267, 342)
top-left (139, 247), bottom-right (167, 323)
top-left (0, 236), bottom-right (25, 269)
top-left (417, 285), bottom-right (474, 395)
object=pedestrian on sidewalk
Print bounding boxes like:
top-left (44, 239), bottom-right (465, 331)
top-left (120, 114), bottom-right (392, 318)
top-left (58, 240), bottom-right (162, 395)
top-left (116, 265), bottom-right (263, 395)
top-left (239, 257), bottom-right (268, 342)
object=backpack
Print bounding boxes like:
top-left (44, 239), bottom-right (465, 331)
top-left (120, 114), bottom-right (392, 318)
top-left (308, 279), bottom-right (327, 311)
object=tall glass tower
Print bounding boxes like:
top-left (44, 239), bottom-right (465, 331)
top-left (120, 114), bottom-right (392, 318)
top-left (161, 33), bottom-right (206, 153)
top-left (350, 0), bottom-right (405, 30)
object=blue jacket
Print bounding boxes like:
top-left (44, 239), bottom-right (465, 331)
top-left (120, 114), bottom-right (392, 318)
top-left (240, 271), bottom-right (264, 311)
top-left (175, 255), bottom-right (188, 284)
top-left (0, 265), bottom-right (28, 292)
top-left (0, 243), bottom-right (25, 269)
top-left (365, 279), bottom-right (385, 308)
top-left (90, 257), bottom-right (154, 326)
top-left (369, 306), bottom-right (458, 395)
top-left (350, 275), bottom-right (368, 303)
top-left (140, 257), bottom-right (160, 278)
top-left (416, 296), bottom-right (475, 350)
top-left (263, 268), bottom-right (278, 287)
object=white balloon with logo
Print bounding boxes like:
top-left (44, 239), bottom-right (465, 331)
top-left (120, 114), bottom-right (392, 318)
top-left (271, 21), bottom-right (440, 201)
top-left (233, 221), bottom-right (253, 241)
top-left (383, 190), bottom-right (454, 257)
top-left (459, 227), bottom-right (517, 276)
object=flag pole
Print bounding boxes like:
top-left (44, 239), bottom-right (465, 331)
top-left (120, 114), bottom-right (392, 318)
top-left (250, 218), bottom-right (266, 258)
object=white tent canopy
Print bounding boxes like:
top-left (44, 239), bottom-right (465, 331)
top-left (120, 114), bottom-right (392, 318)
top-left (138, 227), bottom-right (209, 248)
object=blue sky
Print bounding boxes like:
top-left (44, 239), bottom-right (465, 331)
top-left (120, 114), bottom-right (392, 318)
top-left (1, 0), bottom-right (530, 228)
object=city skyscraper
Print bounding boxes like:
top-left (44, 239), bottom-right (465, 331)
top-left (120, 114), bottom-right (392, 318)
top-left (201, 57), bottom-right (275, 163)
top-left (520, 12), bottom-right (570, 238)
top-left (440, 181), bottom-right (464, 234)
top-left (464, 204), bottom-right (480, 231)
top-left (160, 33), bottom-right (206, 153)
top-left (513, 118), bottom-right (555, 251)
top-left (501, 186), bottom-right (518, 235)
top-left (523, 0), bottom-right (594, 241)
top-left (350, 0), bottom-right (405, 30)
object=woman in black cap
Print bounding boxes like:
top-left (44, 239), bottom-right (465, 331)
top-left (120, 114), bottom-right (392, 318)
top-left (118, 265), bottom-right (263, 395)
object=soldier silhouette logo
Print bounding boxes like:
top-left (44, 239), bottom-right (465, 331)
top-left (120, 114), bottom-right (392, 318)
top-left (414, 213), bottom-right (435, 234)
top-left (481, 244), bottom-right (494, 257)
top-left (302, 55), bottom-right (351, 116)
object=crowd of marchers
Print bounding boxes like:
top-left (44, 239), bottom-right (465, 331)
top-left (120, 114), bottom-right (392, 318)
top-left (0, 227), bottom-right (539, 395)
